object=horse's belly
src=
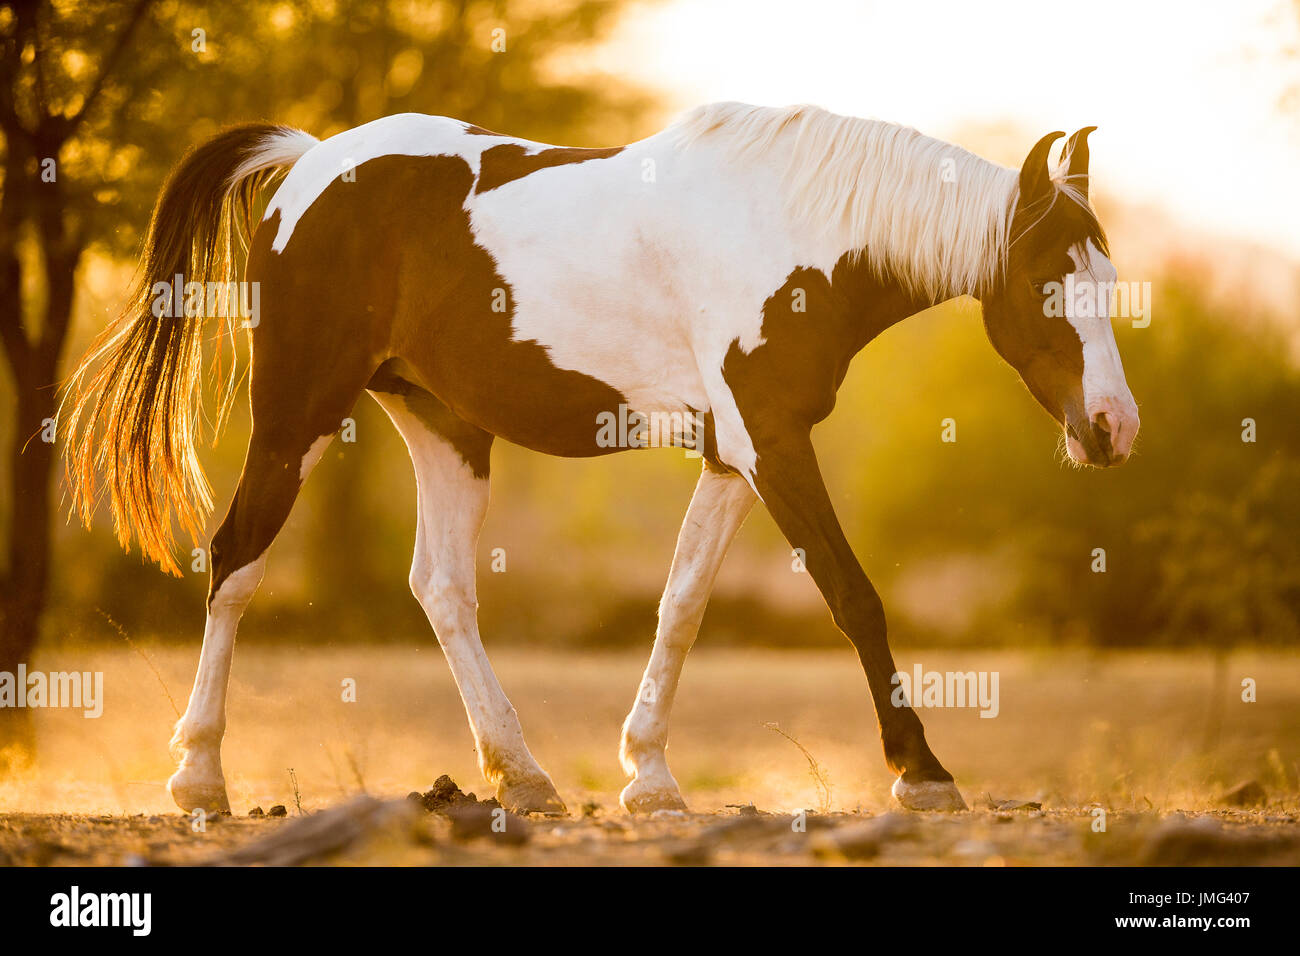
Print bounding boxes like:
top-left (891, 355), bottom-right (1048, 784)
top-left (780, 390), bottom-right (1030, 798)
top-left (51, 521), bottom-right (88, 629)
top-left (392, 295), bottom-right (703, 458)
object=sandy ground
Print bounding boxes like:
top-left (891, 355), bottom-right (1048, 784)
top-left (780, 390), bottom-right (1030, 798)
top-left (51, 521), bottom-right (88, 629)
top-left (2, 800), bottom-right (1297, 866)
top-left (1, 646), bottom-right (1297, 865)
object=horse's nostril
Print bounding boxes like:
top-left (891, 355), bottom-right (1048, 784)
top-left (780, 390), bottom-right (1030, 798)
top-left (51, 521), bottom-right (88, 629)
top-left (1090, 412), bottom-right (1116, 463)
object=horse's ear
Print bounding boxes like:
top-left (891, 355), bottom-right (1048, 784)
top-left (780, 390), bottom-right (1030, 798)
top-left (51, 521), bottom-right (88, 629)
top-left (1063, 126), bottom-right (1098, 198)
top-left (1019, 130), bottom-right (1065, 203)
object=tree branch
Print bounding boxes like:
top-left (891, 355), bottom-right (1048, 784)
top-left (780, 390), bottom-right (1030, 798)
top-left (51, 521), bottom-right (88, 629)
top-left (64, 0), bottom-right (156, 137)
top-left (0, 2), bottom-right (35, 138)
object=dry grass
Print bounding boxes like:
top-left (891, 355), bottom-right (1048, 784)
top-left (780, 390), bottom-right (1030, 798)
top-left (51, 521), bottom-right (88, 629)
top-left (1, 645), bottom-right (1297, 819)
top-left (1, 645), bottom-right (1297, 865)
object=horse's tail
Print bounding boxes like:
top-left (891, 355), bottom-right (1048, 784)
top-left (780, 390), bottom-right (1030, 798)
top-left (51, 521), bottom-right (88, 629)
top-left (61, 124), bottom-right (318, 576)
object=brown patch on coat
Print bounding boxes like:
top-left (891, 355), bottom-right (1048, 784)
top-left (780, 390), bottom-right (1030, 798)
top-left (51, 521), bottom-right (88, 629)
top-left (475, 143), bottom-right (624, 194)
top-left (723, 252), bottom-right (932, 435)
top-left (204, 205), bottom-right (391, 596)
top-left (250, 153), bottom-right (631, 459)
top-left (367, 361), bottom-right (493, 479)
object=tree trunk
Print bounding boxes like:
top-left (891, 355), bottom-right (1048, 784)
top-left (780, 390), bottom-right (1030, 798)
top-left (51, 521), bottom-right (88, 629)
top-left (0, 244), bottom-right (78, 773)
top-left (0, 362), bottom-right (55, 770)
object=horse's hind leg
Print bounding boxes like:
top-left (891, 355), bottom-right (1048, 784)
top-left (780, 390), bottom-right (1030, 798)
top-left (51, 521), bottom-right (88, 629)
top-left (168, 424), bottom-right (335, 811)
top-left (167, 350), bottom-right (374, 813)
top-left (369, 378), bottom-right (564, 813)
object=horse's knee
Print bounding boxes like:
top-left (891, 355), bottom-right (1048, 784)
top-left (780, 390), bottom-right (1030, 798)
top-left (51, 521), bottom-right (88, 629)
top-left (207, 542), bottom-right (266, 612)
top-left (408, 564), bottom-right (476, 626)
top-left (830, 586), bottom-right (887, 644)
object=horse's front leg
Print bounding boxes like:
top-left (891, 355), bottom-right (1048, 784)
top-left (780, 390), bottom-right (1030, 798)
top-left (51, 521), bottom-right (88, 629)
top-left (750, 430), bottom-right (966, 811)
top-left (619, 462), bottom-right (756, 812)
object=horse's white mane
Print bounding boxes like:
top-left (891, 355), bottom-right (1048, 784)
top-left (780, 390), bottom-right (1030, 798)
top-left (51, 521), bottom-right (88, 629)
top-left (672, 102), bottom-right (1027, 300)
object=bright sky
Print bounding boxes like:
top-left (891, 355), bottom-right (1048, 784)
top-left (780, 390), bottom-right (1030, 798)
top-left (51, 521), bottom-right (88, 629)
top-left (590, 0), bottom-right (1300, 259)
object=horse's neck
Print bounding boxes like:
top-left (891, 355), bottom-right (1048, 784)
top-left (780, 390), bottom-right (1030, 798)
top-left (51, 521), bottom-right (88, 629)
top-left (769, 185), bottom-right (995, 354)
top-left (828, 250), bottom-right (948, 352)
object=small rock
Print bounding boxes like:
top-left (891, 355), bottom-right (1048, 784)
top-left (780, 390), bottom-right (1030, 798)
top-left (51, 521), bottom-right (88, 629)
top-left (203, 796), bottom-right (420, 866)
top-left (952, 839), bottom-right (999, 859)
top-left (820, 827), bottom-right (880, 860)
top-left (815, 813), bottom-right (915, 860)
top-left (663, 840), bottom-right (712, 865)
top-left (1141, 818), bottom-right (1241, 865)
top-left (248, 807), bottom-right (265, 818)
top-left (447, 804), bottom-right (529, 845)
top-left (979, 793), bottom-right (1041, 811)
top-left (704, 814), bottom-right (795, 842)
top-left (268, 805), bottom-right (287, 817)
top-left (1219, 780), bottom-right (1266, 808)
top-left (416, 775), bottom-right (481, 814)
top-left (861, 812), bottom-right (916, 841)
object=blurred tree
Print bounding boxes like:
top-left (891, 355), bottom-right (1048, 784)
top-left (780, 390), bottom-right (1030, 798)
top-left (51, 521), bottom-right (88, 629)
top-left (1137, 457), bottom-right (1300, 645)
top-left (0, 0), bottom-right (160, 766)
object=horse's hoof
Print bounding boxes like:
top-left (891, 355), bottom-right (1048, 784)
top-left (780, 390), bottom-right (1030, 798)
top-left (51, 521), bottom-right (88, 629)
top-left (892, 777), bottom-right (967, 812)
top-left (620, 778), bottom-right (688, 814)
top-left (168, 769), bottom-right (231, 814)
top-left (497, 776), bottom-right (566, 815)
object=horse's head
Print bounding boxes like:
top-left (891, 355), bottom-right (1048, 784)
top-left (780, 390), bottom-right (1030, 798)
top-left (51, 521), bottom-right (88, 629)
top-left (981, 128), bottom-right (1139, 467)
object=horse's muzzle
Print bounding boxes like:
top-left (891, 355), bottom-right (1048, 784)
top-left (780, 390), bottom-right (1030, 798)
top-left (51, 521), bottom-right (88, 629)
top-left (1066, 404), bottom-right (1138, 467)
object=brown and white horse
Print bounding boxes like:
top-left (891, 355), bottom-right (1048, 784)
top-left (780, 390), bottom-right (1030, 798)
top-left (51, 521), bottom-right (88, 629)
top-left (64, 103), bottom-right (1138, 814)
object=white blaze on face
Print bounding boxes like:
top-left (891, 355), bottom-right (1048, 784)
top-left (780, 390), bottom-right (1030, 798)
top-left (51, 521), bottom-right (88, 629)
top-left (1064, 238), bottom-right (1140, 462)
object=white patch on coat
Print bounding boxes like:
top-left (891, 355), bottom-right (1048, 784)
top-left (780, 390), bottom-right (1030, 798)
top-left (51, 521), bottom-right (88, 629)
top-left (181, 555), bottom-right (266, 743)
top-left (619, 468), bottom-right (755, 810)
top-left (1065, 239), bottom-right (1140, 458)
top-left (299, 433), bottom-right (334, 481)
top-left (369, 391), bottom-right (557, 794)
top-left (463, 123), bottom-right (824, 479)
top-left (264, 114), bottom-right (539, 252)
top-left (168, 553), bottom-right (267, 808)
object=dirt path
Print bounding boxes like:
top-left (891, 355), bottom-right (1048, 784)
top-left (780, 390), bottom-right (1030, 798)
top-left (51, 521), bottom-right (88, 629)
top-left (3, 788), bottom-right (1297, 867)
